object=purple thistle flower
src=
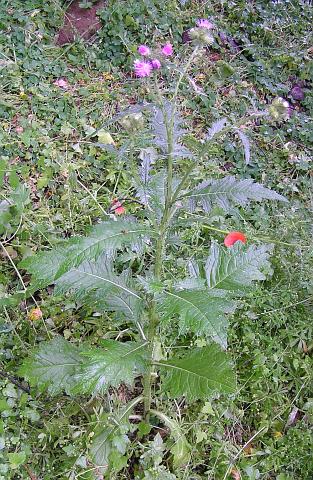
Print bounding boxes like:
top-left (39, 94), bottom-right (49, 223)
top-left (133, 59), bottom-right (152, 78)
top-left (138, 45), bottom-right (150, 56)
top-left (196, 18), bottom-right (214, 29)
top-left (161, 43), bottom-right (173, 56)
top-left (151, 59), bottom-right (161, 69)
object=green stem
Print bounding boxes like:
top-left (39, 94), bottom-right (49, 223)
top-left (143, 48), bottom-right (198, 418)
top-left (170, 161), bottom-right (195, 207)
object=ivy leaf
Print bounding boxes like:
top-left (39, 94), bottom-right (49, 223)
top-left (19, 337), bottom-right (82, 396)
top-left (72, 340), bottom-right (148, 395)
top-left (55, 258), bottom-right (143, 320)
top-left (158, 289), bottom-right (236, 347)
top-left (205, 242), bottom-right (272, 293)
top-left (183, 176), bottom-right (287, 213)
top-left (90, 396), bottom-right (142, 473)
top-left (158, 345), bottom-right (236, 400)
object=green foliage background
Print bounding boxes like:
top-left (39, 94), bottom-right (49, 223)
top-left (0, 0), bottom-right (312, 478)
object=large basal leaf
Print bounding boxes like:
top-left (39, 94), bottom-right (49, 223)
top-left (73, 340), bottom-right (148, 395)
top-left (157, 345), bottom-right (236, 400)
top-left (157, 289), bottom-right (236, 347)
top-left (19, 337), bottom-right (82, 396)
top-left (20, 220), bottom-right (152, 285)
top-left (55, 258), bottom-right (143, 320)
top-left (183, 176), bottom-right (287, 213)
top-left (205, 242), bottom-right (272, 293)
top-left (90, 396), bottom-right (142, 473)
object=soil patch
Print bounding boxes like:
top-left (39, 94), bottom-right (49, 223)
top-left (56, 0), bottom-right (105, 46)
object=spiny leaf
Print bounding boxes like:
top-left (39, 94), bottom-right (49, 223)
top-left (55, 220), bottom-right (152, 278)
top-left (137, 170), bottom-right (167, 220)
top-left (207, 118), bottom-right (228, 140)
top-left (158, 345), bottom-right (236, 400)
top-left (151, 101), bottom-right (192, 158)
top-left (205, 242), bottom-right (272, 293)
top-left (139, 147), bottom-right (158, 184)
top-left (19, 337), bottom-right (82, 396)
top-left (158, 289), bottom-right (236, 347)
top-left (19, 244), bottom-right (71, 289)
top-left (73, 340), bottom-right (148, 395)
top-left (184, 176), bottom-right (287, 213)
top-left (21, 220), bottom-right (153, 285)
top-left (55, 258), bottom-right (143, 320)
top-left (235, 128), bottom-right (251, 165)
top-left (91, 396), bottom-right (142, 473)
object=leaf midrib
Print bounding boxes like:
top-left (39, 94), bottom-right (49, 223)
top-left (73, 268), bottom-right (142, 300)
top-left (155, 360), bottom-right (232, 389)
top-left (163, 291), bottom-right (222, 337)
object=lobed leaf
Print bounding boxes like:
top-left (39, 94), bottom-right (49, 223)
top-left (55, 257), bottom-right (143, 320)
top-left (235, 128), bottom-right (251, 165)
top-left (207, 118), bottom-right (228, 140)
top-left (158, 289), bottom-right (236, 347)
top-left (73, 340), bottom-right (148, 395)
top-left (158, 345), bottom-right (236, 400)
top-left (55, 220), bottom-right (152, 278)
top-left (151, 101), bottom-right (192, 158)
top-left (184, 175), bottom-right (287, 213)
top-left (18, 337), bottom-right (82, 396)
top-left (20, 220), bottom-right (153, 285)
top-left (205, 242), bottom-right (272, 293)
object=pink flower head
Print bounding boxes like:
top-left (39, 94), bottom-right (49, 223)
top-left (196, 18), bottom-right (214, 29)
top-left (138, 45), bottom-right (150, 56)
top-left (53, 78), bottom-right (69, 89)
top-left (161, 43), bottom-right (173, 56)
top-left (133, 59), bottom-right (152, 78)
top-left (151, 59), bottom-right (161, 69)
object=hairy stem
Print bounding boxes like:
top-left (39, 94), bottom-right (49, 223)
top-left (143, 49), bottom-right (198, 418)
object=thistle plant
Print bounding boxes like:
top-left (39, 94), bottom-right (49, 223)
top-left (19, 22), bottom-right (288, 476)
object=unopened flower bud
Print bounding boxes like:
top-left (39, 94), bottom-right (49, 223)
top-left (269, 97), bottom-right (290, 121)
top-left (189, 27), bottom-right (214, 46)
top-left (200, 32), bottom-right (214, 45)
top-left (119, 112), bottom-right (144, 132)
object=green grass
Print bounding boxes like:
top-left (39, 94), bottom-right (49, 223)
top-left (0, 0), bottom-right (312, 478)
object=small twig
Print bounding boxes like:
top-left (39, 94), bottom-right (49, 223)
top-left (76, 176), bottom-right (109, 216)
top-left (23, 465), bottom-right (38, 480)
top-left (0, 240), bottom-right (27, 291)
top-left (0, 369), bottom-right (30, 394)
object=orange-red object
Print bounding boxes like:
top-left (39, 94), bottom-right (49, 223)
top-left (224, 231), bottom-right (247, 247)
